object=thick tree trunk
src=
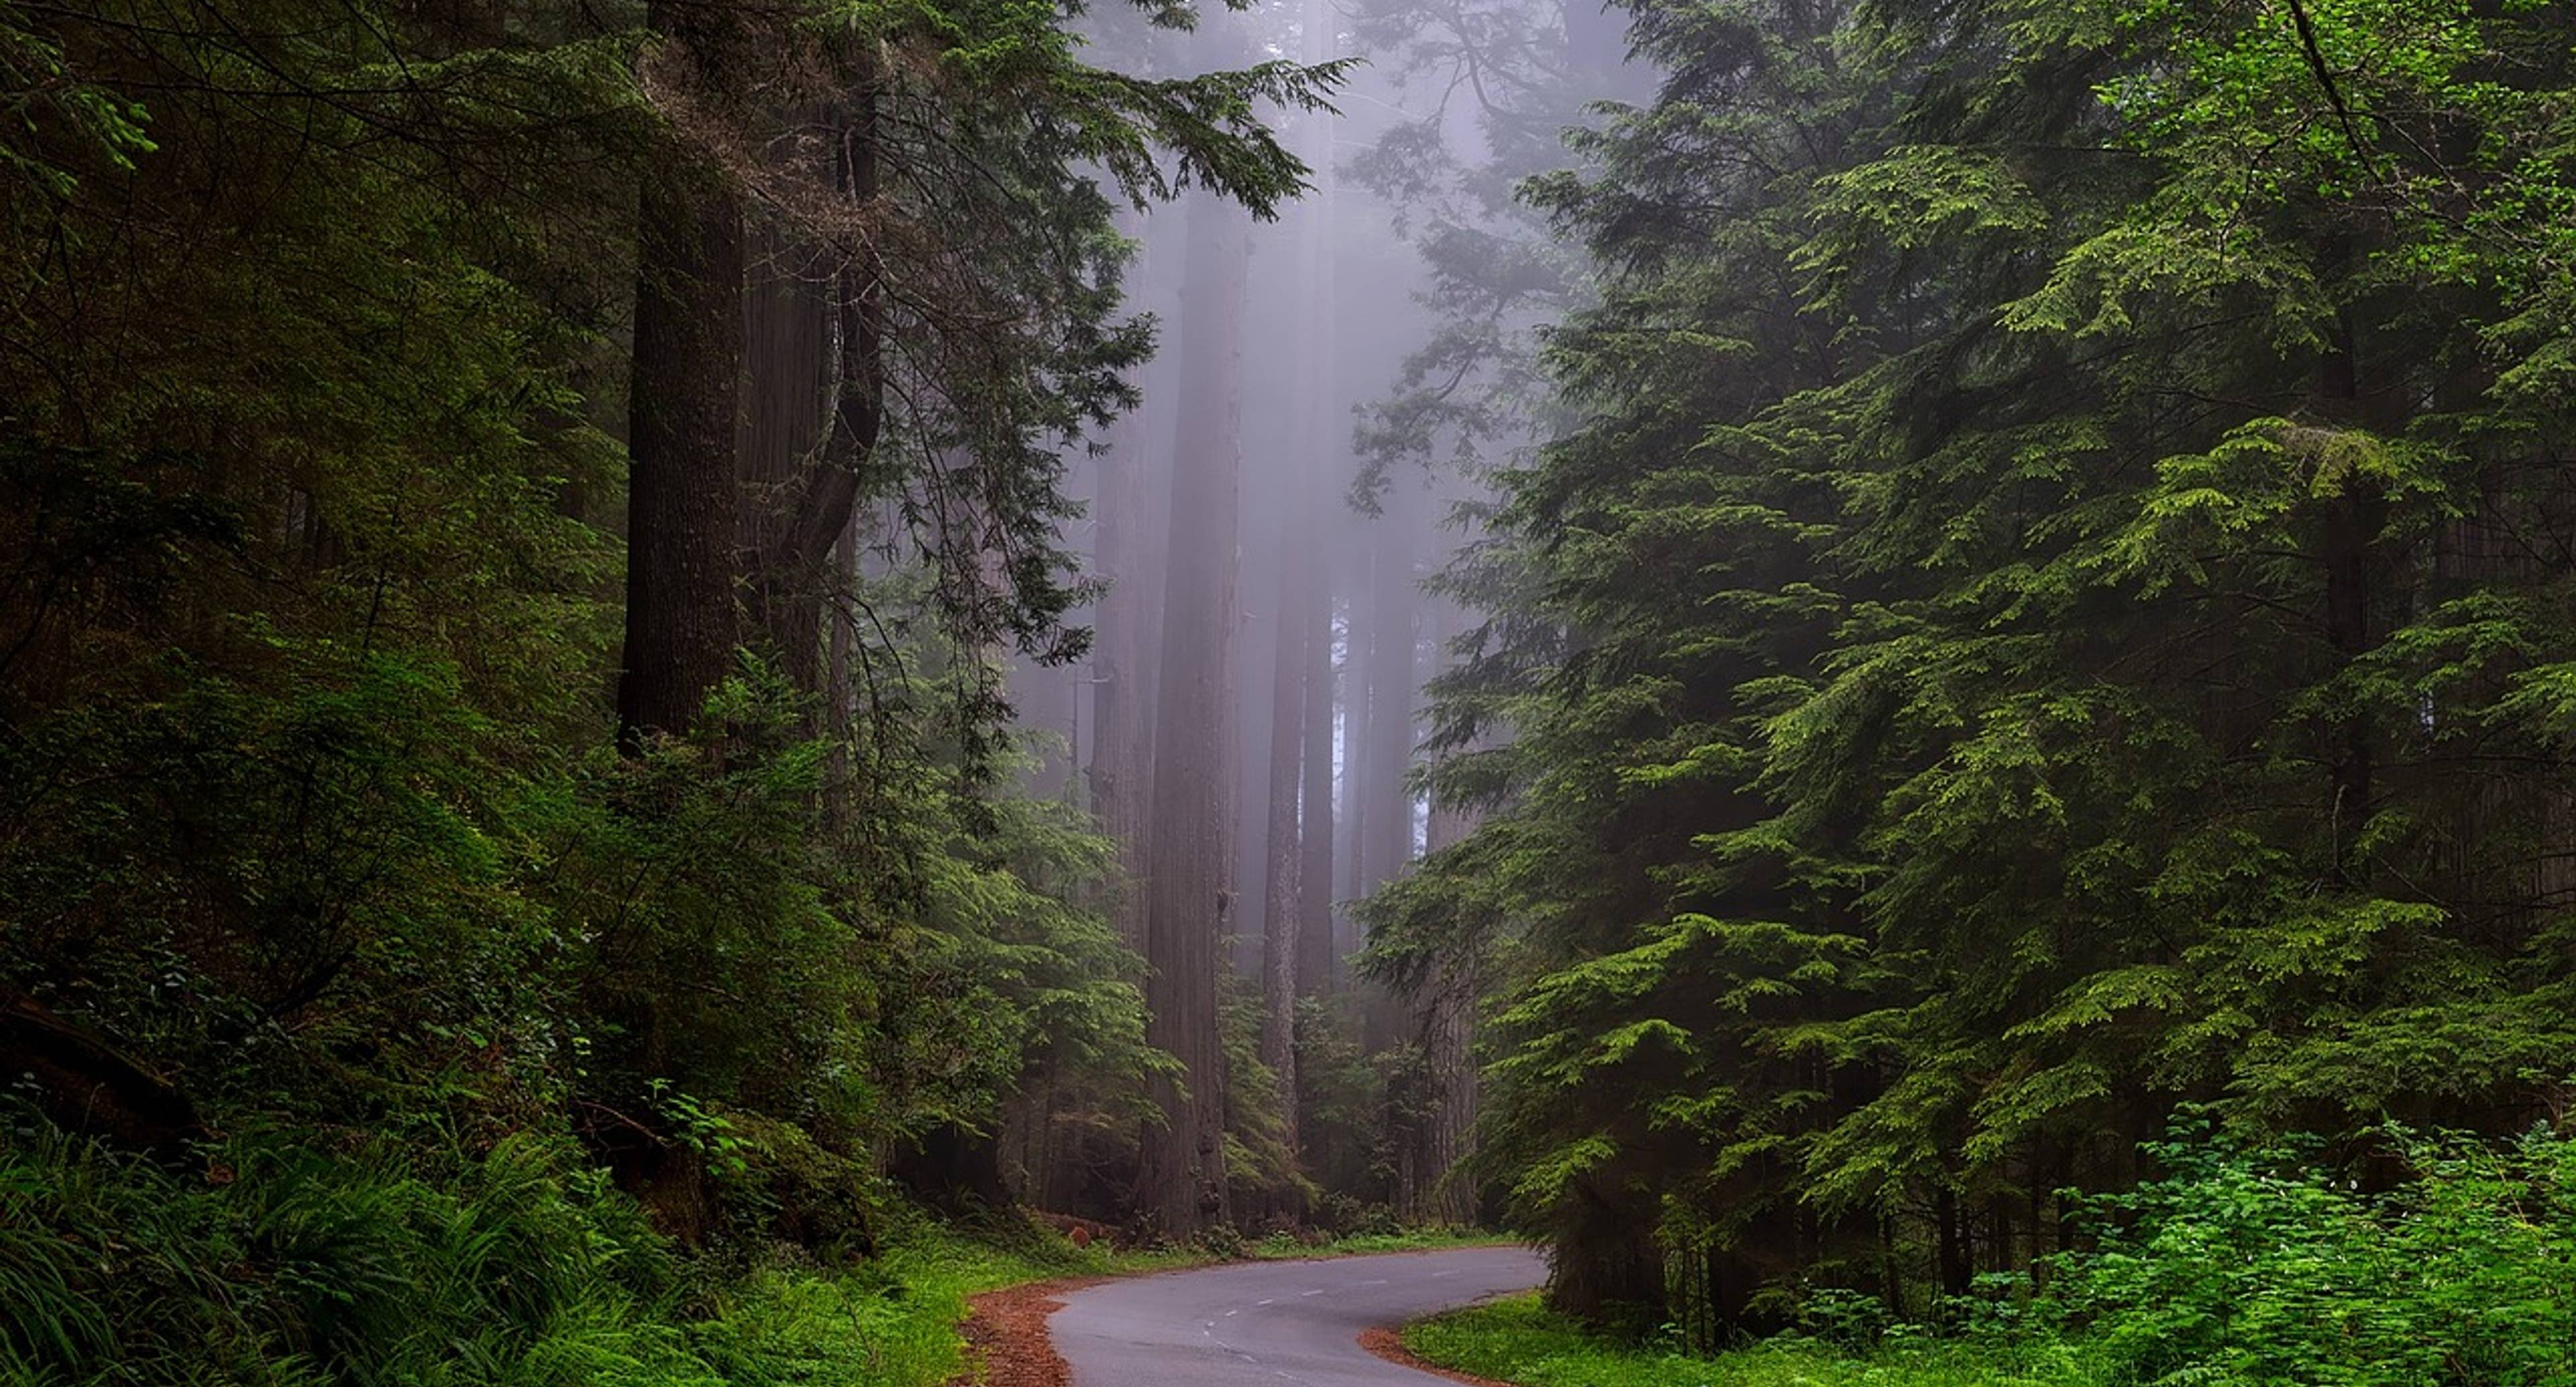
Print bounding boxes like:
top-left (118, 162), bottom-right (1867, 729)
top-left (1355, 484), bottom-right (1421, 1049)
top-left (619, 0), bottom-right (749, 742)
top-left (1260, 24), bottom-right (1336, 1153)
top-left (1258, 518), bottom-right (1310, 1156)
top-left (1298, 587), bottom-right (1340, 997)
top-left (1138, 188), bottom-right (1250, 1237)
top-left (1085, 199), bottom-right (1173, 946)
top-left (1410, 738), bottom-right (1479, 1224)
top-left (754, 97), bottom-right (883, 700)
top-left (1356, 494), bottom-right (1419, 899)
top-left (1296, 594), bottom-right (1340, 999)
top-left (1548, 1179), bottom-right (1665, 1332)
top-left (1089, 366), bottom-right (1157, 946)
top-left (824, 519), bottom-right (859, 826)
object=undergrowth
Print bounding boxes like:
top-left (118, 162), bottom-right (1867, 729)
top-left (0, 1117), bottom-right (1147, 1387)
top-left (0, 1111), bottom-right (1511, 1387)
top-left (1405, 1125), bottom-right (2576, 1387)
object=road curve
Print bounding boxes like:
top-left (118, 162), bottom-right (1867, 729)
top-left (1049, 1245), bottom-right (1546, 1387)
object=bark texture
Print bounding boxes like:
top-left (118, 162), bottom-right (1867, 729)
top-left (751, 99), bottom-right (883, 699)
top-left (1137, 188), bottom-right (1250, 1237)
top-left (619, 0), bottom-right (750, 742)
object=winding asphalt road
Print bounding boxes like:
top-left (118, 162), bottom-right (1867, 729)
top-left (1049, 1245), bottom-right (1547, 1387)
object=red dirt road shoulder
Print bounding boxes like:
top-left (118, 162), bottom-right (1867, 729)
top-left (946, 1275), bottom-right (1109, 1387)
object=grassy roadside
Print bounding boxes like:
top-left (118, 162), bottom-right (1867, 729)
top-left (693, 1231), bottom-right (1201, 1387)
top-left (0, 1111), bottom-right (1513, 1387)
top-left (809, 1224), bottom-right (1517, 1387)
top-left (1250, 1227), bottom-right (1521, 1260)
top-left (1403, 1296), bottom-right (2094, 1387)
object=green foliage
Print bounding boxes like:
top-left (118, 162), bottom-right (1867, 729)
top-left (1406, 0), bottom-right (2576, 1338)
top-left (0, 1115), bottom-right (705, 1387)
top-left (686, 1232), bottom-right (1121, 1387)
top-left (1409, 1128), bottom-right (2576, 1386)
top-left (2050, 1121), bottom-right (2576, 1386)
top-left (0, 1111), bottom-right (1177, 1387)
top-left (0, 0), bottom-right (1289, 1357)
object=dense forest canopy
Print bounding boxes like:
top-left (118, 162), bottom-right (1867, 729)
top-left (1376, 0), bottom-right (2576, 1343)
top-left (6, 0), bottom-right (2576, 1378)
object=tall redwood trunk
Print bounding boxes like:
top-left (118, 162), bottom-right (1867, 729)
top-left (1358, 482), bottom-right (1421, 896)
top-left (1296, 588), bottom-right (1339, 999)
top-left (1258, 506), bottom-right (1311, 1156)
top-left (1262, 7), bottom-right (1337, 1153)
top-left (1087, 266), bottom-right (1159, 946)
top-left (1138, 188), bottom-right (1250, 1237)
top-left (1354, 482), bottom-right (1421, 1048)
top-left (619, 0), bottom-right (749, 742)
top-left (1409, 617), bottom-right (1479, 1223)
top-left (755, 95), bottom-right (883, 698)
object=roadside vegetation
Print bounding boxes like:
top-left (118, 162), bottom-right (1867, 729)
top-left (1408, 1123), bottom-right (2576, 1387)
top-left (0, 1112), bottom-right (1196, 1387)
top-left (0, 1107), bottom-right (1494, 1387)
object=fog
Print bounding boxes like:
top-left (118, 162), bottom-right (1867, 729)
top-left (1002, 0), bottom-right (1657, 1225)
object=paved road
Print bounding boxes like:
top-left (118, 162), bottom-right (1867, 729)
top-left (1050, 1245), bottom-right (1547, 1387)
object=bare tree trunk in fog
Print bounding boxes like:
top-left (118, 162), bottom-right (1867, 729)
top-left (1087, 331), bottom-right (1157, 947)
top-left (619, 0), bottom-right (749, 743)
top-left (1261, 0), bottom-right (1339, 1159)
top-left (1296, 588), bottom-right (1338, 999)
top-left (1258, 509), bottom-right (1311, 1158)
top-left (1354, 482), bottom-right (1421, 1047)
top-left (1138, 188), bottom-right (1249, 1237)
top-left (1356, 483), bottom-right (1421, 896)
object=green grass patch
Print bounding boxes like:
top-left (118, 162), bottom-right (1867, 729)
top-left (1251, 1226), bottom-right (1518, 1260)
top-left (688, 1230), bottom-right (1191, 1387)
top-left (1403, 1297), bottom-right (2096, 1387)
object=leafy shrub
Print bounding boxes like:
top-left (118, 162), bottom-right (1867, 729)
top-left (2047, 1122), bottom-right (2576, 1386)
